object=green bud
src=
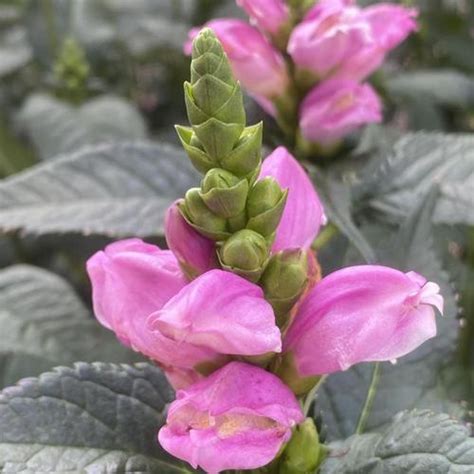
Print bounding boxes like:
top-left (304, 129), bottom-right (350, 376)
top-left (246, 177), bottom-right (288, 237)
top-left (185, 28), bottom-right (246, 159)
top-left (280, 418), bottom-right (326, 474)
top-left (220, 123), bottom-right (263, 179)
top-left (200, 169), bottom-right (249, 218)
top-left (181, 188), bottom-right (230, 241)
top-left (175, 125), bottom-right (217, 174)
top-left (261, 250), bottom-right (309, 327)
top-left (218, 229), bottom-right (269, 282)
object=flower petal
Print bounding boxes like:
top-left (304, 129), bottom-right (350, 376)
top-left (260, 147), bottom-right (326, 252)
top-left (284, 265), bottom-right (442, 375)
top-left (149, 270), bottom-right (282, 356)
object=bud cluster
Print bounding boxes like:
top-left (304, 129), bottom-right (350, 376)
top-left (178, 29), bottom-right (290, 284)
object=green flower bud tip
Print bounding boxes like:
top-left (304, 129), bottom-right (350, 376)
top-left (218, 229), bottom-right (269, 282)
top-left (246, 177), bottom-right (288, 237)
top-left (188, 28), bottom-right (245, 128)
top-left (200, 168), bottom-right (249, 219)
top-left (182, 188), bottom-right (229, 240)
top-left (273, 352), bottom-right (320, 396)
top-left (280, 418), bottom-right (325, 474)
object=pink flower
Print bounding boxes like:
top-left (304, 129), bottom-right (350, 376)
top-left (165, 201), bottom-right (216, 279)
top-left (185, 20), bottom-right (289, 100)
top-left (260, 147), bottom-right (326, 252)
top-left (158, 361), bottom-right (303, 473)
top-left (87, 240), bottom-right (281, 388)
top-left (236, 0), bottom-right (289, 35)
top-left (288, 0), bottom-right (417, 81)
top-left (283, 265), bottom-right (443, 376)
top-left (299, 79), bottom-right (382, 144)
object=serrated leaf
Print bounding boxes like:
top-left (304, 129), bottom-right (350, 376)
top-left (18, 94), bottom-right (147, 160)
top-left (355, 132), bottom-right (474, 226)
top-left (311, 169), bottom-right (376, 263)
top-left (318, 191), bottom-right (462, 439)
top-left (0, 265), bottom-right (142, 388)
top-left (321, 410), bottom-right (474, 473)
top-left (0, 362), bottom-right (191, 473)
top-left (0, 141), bottom-right (199, 237)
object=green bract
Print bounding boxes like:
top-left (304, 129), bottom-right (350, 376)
top-left (261, 250), bottom-right (309, 326)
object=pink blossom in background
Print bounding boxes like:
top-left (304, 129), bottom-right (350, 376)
top-left (299, 79), bottom-right (382, 144)
top-left (165, 201), bottom-right (216, 278)
top-left (185, 19), bottom-right (289, 100)
top-left (259, 147), bottom-right (326, 252)
top-left (283, 265), bottom-right (443, 376)
top-left (159, 361), bottom-right (304, 473)
top-left (288, 0), bottom-right (417, 81)
top-left (236, 0), bottom-right (289, 35)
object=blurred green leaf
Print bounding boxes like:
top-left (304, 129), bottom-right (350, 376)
top-left (18, 93), bottom-right (147, 160)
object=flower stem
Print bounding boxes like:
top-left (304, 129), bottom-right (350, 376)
top-left (355, 362), bottom-right (381, 434)
top-left (303, 375), bottom-right (327, 416)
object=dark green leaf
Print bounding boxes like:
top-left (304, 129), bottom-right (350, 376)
top-left (312, 169), bottom-right (376, 263)
top-left (0, 141), bottom-right (199, 237)
top-left (0, 362), bottom-right (190, 472)
top-left (0, 264), bottom-right (142, 388)
top-left (321, 410), bottom-right (474, 473)
top-left (355, 132), bottom-right (474, 226)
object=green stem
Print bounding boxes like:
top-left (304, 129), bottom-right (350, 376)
top-left (312, 222), bottom-right (339, 251)
top-left (355, 362), bottom-right (381, 434)
top-left (41, 0), bottom-right (58, 56)
top-left (303, 375), bottom-right (327, 416)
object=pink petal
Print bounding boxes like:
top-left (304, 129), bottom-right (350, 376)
top-left (236, 0), bottom-right (289, 35)
top-left (284, 265), bottom-right (442, 375)
top-left (149, 270), bottom-right (281, 356)
top-left (165, 201), bottom-right (216, 279)
top-left (86, 239), bottom-right (187, 348)
top-left (259, 147), bottom-right (326, 252)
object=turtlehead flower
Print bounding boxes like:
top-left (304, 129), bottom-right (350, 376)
top-left (165, 201), bottom-right (216, 279)
top-left (159, 361), bottom-right (304, 473)
top-left (299, 79), bottom-right (382, 144)
top-left (236, 0), bottom-right (290, 35)
top-left (185, 20), bottom-right (289, 101)
top-left (288, 0), bottom-right (417, 82)
top-left (87, 239), bottom-right (281, 388)
top-left (283, 265), bottom-right (443, 379)
top-left (260, 147), bottom-right (326, 251)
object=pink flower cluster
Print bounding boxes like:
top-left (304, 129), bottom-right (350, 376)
top-left (186, 0), bottom-right (417, 145)
top-left (87, 148), bottom-right (442, 472)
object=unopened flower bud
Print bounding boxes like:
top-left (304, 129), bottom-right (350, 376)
top-left (219, 229), bottom-right (269, 282)
top-left (220, 123), bottom-right (263, 180)
top-left (175, 126), bottom-right (217, 174)
top-left (200, 168), bottom-right (249, 219)
top-left (181, 188), bottom-right (229, 241)
top-left (247, 177), bottom-right (287, 237)
top-left (261, 250), bottom-right (309, 326)
top-left (185, 28), bottom-right (246, 160)
top-left (280, 418), bottom-right (325, 474)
